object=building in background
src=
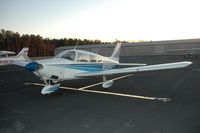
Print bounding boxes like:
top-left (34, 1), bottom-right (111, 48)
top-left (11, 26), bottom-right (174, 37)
top-left (55, 39), bottom-right (200, 58)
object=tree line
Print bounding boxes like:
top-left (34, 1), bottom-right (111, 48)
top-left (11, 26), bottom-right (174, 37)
top-left (0, 29), bottom-right (108, 57)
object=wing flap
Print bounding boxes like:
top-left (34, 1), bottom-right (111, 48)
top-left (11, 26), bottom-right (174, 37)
top-left (75, 61), bottom-right (192, 77)
top-left (119, 63), bottom-right (147, 66)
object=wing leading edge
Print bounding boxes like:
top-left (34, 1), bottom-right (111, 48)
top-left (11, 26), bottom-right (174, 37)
top-left (75, 61), bottom-right (192, 77)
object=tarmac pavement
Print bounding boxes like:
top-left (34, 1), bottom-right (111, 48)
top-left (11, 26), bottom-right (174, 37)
top-left (0, 55), bottom-right (199, 133)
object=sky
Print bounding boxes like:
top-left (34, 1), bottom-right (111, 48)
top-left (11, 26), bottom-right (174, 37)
top-left (0, 0), bottom-right (200, 42)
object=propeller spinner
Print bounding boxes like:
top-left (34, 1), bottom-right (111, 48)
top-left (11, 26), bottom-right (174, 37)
top-left (25, 62), bottom-right (42, 71)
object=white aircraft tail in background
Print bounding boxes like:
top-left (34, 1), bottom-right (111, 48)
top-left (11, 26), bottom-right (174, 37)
top-left (168, 47), bottom-right (200, 59)
top-left (0, 48), bottom-right (29, 66)
top-left (16, 47), bottom-right (29, 60)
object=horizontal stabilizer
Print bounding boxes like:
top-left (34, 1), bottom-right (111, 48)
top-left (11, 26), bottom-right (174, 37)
top-left (12, 60), bottom-right (29, 67)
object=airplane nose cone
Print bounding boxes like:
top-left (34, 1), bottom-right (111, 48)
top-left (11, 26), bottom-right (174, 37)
top-left (25, 62), bottom-right (40, 71)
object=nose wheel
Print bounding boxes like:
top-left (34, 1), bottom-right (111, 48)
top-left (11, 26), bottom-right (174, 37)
top-left (40, 83), bottom-right (61, 95)
top-left (44, 80), bottom-right (59, 85)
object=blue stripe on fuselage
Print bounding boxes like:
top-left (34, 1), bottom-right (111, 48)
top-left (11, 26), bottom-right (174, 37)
top-left (50, 63), bottom-right (118, 72)
top-left (66, 64), bottom-right (103, 72)
top-left (50, 63), bottom-right (103, 72)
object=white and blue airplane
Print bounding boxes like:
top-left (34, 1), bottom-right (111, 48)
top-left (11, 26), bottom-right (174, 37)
top-left (0, 48), bottom-right (29, 66)
top-left (13, 43), bottom-right (192, 101)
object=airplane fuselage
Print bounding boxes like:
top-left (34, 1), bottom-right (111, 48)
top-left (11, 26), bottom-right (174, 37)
top-left (35, 58), bottom-right (118, 82)
top-left (25, 50), bottom-right (119, 82)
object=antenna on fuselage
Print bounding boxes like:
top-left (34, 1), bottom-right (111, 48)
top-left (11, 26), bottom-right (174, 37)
top-left (73, 41), bottom-right (80, 50)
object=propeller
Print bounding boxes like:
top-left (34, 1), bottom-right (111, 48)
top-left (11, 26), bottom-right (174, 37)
top-left (24, 55), bottom-right (46, 83)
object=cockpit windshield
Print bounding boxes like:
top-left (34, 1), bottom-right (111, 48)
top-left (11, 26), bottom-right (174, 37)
top-left (55, 51), bottom-right (76, 61)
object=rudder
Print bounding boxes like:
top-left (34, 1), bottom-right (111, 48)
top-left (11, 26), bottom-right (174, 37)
top-left (111, 43), bottom-right (122, 61)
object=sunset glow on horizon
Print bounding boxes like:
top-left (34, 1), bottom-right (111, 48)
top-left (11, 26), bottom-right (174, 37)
top-left (1, 0), bottom-right (200, 42)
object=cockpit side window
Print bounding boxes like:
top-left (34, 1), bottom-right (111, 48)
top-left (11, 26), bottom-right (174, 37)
top-left (97, 59), bottom-right (102, 63)
top-left (90, 55), bottom-right (97, 62)
top-left (89, 55), bottom-right (102, 62)
top-left (76, 52), bottom-right (90, 62)
top-left (56, 51), bottom-right (76, 61)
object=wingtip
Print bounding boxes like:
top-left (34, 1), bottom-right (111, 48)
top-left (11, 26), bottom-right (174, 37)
top-left (185, 61), bottom-right (193, 66)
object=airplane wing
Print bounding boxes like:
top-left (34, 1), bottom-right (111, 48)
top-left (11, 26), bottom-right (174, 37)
top-left (75, 61), bottom-right (192, 77)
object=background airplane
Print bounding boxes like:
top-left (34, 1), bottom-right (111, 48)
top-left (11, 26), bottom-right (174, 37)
top-left (167, 47), bottom-right (200, 59)
top-left (0, 48), bottom-right (29, 66)
top-left (0, 50), bottom-right (16, 57)
top-left (13, 43), bottom-right (192, 101)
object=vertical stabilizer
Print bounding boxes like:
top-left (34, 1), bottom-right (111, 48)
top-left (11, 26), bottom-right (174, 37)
top-left (111, 43), bottom-right (122, 61)
top-left (16, 48), bottom-right (29, 60)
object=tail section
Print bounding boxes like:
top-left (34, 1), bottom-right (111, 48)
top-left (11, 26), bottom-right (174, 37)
top-left (16, 48), bottom-right (29, 57)
top-left (11, 48), bottom-right (30, 67)
top-left (16, 48), bottom-right (29, 61)
top-left (111, 43), bottom-right (122, 62)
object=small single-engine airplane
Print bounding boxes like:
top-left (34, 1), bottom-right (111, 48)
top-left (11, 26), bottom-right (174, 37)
top-left (0, 48), bottom-right (29, 66)
top-left (13, 43), bottom-right (192, 102)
